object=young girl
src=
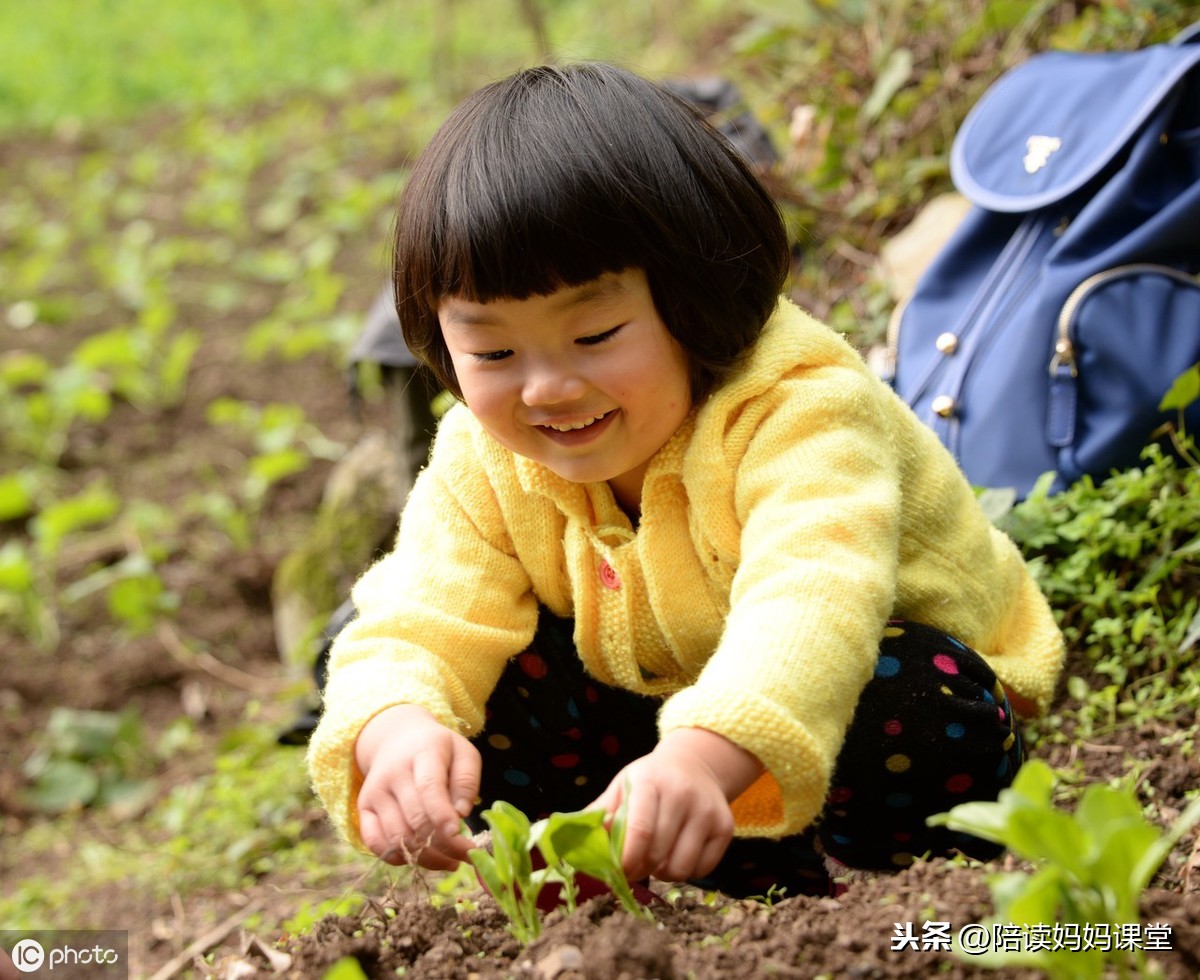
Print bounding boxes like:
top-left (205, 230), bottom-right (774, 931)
top-left (307, 62), bottom-right (1064, 897)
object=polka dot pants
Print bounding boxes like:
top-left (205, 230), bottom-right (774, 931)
top-left (468, 609), bottom-right (1023, 898)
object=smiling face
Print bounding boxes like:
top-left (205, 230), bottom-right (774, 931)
top-left (439, 268), bottom-right (692, 514)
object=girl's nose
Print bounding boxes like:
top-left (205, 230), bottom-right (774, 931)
top-left (521, 359), bottom-right (588, 407)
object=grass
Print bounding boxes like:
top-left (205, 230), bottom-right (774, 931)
top-left (0, 0), bottom-right (738, 135)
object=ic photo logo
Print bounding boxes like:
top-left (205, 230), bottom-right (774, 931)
top-left (12, 939), bottom-right (44, 972)
top-left (3, 934), bottom-right (125, 976)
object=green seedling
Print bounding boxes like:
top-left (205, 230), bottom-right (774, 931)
top-left (468, 797), bottom-right (650, 943)
top-left (0, 480), bottom-right (124, 647)
top-left (73, 322), bottom-right (200, 412)
top-left (0, 356), bottom-right (112, 464)
top-left (319, 956), bottom-right (369, 980)
top-left (533, 798), bottom-right (650, 920)
top-left (0, 539), bottom-right (48, 645)
top-left (929, 759), bottom-right (1200, 979)
top-left (467, 801), bottom-right (550, 943)
top-left (21, 707), bottom-right (156, 814)
top-left (200, 397), bottom-right (344, 549)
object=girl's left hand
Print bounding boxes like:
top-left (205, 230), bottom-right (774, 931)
top-left (590, 727), bottom-right (764, 882)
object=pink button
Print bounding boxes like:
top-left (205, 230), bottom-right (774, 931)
top-left (598, 559), bottom-right (621, 590)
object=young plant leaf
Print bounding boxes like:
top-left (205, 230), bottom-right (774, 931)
top-left (1159, 362), bottom-right (1200, 412)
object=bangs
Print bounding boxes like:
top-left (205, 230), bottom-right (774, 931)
top-left (393, 62), bottom-right (789, 400)
top-left (428, 123), bottom-right (644, 302)
top-left (396, 63), bottom-right (724, 310)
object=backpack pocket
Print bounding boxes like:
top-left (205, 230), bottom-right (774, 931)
top-left (1050, 264), bottom-right (1200, 485)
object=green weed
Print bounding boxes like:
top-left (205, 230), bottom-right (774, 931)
top-left (996, 432), bottom-right (1200, 736)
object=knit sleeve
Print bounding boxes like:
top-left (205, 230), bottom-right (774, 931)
top-left (658, 361), bottom-right (902, 839)
top-left (306, 406), bottom-right (538, 849)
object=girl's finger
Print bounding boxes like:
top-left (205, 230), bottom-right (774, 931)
top-left (447, 739), bottom-right (483, 820)
top-left (357, 804), bottom-right (388, 860)
top-left (359, 789), bottom-right (407, 863)
top-left (643, 798), bottom-right (686, 879)
top-left (693, 830), bottom-right (731, 880)
top-left (656, 820), bottom-right (704, 882)
top-left (409, 747), bottom-right (460, 838)
top-left (619, 781), bottom-right (661, 880)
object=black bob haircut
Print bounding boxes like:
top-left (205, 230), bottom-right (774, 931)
top-left (393, 62), bottom-right (790, 402)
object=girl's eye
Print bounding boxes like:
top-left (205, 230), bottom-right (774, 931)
top-left (577, 326), bottom-right (622, 346)
top-left (471, 349), bottom-right (513, 363)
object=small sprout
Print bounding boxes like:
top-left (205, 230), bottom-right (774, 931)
top-left (467, 797), bottom-right (652, 943)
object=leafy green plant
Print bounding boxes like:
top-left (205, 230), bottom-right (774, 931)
top-left (73, 322), bottom-right (200, 413)
top-left (998, 439), bottom-right (1199, 728)
top-left (0, 539), bottom-right (48, 645)
top-left (60, 551), bottom-right (180, 635)
top-left (468, 798), bottom-right (649, 942)
top-left (980, 368), bottom-right (1200, 744)
top-left (534, 805), bottom-right (649, 919)
top-left (0, 480), bottom-right (125, 647)
top-left (281, 895), bottom-right (365, 938)
top-left (148, 722), bottom-right (329, 891)
top-left (200, 397), bottom-right (344, 549)
top-left (0, 467), bottom-right (38, 521)
top-left (469, 801), bottom-right (550, 942)
top-left (21, 707), bottom-right (157, 814)
top-left (930, 759), bottom-right (1200, 979)
top-left (1158, 360), bottom-right (1200, 466)
top-left (0, 355), bottom-right (113, 464)
top-left (320, 957), bottom-right (370, 980)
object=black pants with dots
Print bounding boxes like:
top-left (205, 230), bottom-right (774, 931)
top-left (468, 607), bottom-right (1023, 898)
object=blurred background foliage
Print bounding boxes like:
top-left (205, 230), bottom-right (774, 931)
top-left (2, 0), bottom-right (1194, 335)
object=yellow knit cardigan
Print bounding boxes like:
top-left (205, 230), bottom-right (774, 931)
top-left (307, 299), bottom-right (1064, 849)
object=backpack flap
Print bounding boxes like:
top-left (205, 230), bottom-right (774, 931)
top-left (950, 43), bottom-right (1200, 214)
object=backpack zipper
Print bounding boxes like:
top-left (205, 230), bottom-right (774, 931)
top-left (1050, 263), bottom-right (1200, 377)
top-left (890, 213), bottom-right (1046, 404)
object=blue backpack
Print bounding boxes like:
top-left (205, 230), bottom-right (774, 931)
top-left (889, 28), bottom-right (1200, 497)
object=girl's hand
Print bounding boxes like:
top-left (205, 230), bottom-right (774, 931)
top-left (354, 703), bottom-right (481, 871)
top-left (590, 728), bottom-right (764, 882)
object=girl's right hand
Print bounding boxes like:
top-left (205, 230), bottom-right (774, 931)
top-left (354, 703), bottom-right (481, 871)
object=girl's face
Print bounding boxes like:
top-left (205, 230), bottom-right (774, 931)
top-left (439, 268), bottom-right (692, 514)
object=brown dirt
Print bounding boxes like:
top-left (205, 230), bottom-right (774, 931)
top-left (260, 856), bottom-right (1200, 980)
top-left (247, 715), bottom-right (1200, 980)
top-left (3, 63), bottom-right (1199, 980)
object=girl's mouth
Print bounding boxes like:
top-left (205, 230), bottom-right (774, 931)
top-left (535, 409), bottom-right (617, 444)
top-left (540, 411), bottom-right (613, 432)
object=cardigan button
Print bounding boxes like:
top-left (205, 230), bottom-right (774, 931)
top-left (598, 559), bottom-right (621, 590)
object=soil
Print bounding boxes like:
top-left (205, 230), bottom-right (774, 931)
top-left (253, 718), bottom-right (1200, 980)
top-left (3, 76), bottom-right (1199, 980)
top-left (264, 863), bottom-right (1200, 980)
